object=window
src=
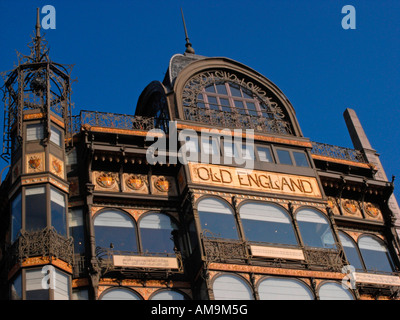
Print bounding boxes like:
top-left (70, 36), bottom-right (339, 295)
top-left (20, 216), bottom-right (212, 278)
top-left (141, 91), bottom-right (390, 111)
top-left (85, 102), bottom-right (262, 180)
top-left (223, 140), bottom-right (254, 164)
top-left (197, 198), bottom-right (239, 240)
top-left (69, 208), bottom-right (86, 254)
top-left (51, 187), bottom-right (67, 236)
top-left (293, 151), bottom-right (309, 167)
top-left (26, 268), bottom-right (49, 300)
top-left (358, 235), bottom-right (394, 273)
top-left (53, 269), bottom-right (70, 300)
top-left (11, 192), bottom-right (22, 243)
top-left (339, 232), bottom-right (364, 271)
top-left (94, 210), bottom-right (138, 252)
top-left (139, 213), bottom-right (178, 254)
top-left (213, 274), bottom-right (253, 300)
top-left (257, 146), bottom-right (274, 163)
top-left (318, 282), bottom-right (354, 300)
top-left (258, 278), bottom-right (313, 300)
top-left (296, 208), bottom-right (336, 249)
top-left (72, 288), bottom-right (89, 300)
top-left (10, 273), bottom-right (22, 300)
top-left (151, 290), bottom-right (187, 300)
top-left (100, 288), bottom-right (142, 300)
top-left (25, 186), bottom-right (47, 232)
top-left (26, 123), bottom-right (44, 141)
top-left (50, 126), bottom-right (62, 146)
top-left (276, 149), bottom-right (292, 165)
top-left (239, 202), bottom-right (298, 245)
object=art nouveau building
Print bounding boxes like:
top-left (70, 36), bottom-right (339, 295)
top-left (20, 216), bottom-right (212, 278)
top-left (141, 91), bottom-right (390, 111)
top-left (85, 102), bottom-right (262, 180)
top-left (1, 16), bottom-right (400, 300)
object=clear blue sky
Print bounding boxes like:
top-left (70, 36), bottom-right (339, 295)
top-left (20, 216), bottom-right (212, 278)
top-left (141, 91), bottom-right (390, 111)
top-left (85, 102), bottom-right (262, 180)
top-left (0, 0), bottom-right (399, 200)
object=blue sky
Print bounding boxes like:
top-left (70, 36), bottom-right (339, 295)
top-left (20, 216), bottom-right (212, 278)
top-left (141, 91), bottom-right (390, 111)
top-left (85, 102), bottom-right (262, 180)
top-left (0, 0), bottom-right (399, 200)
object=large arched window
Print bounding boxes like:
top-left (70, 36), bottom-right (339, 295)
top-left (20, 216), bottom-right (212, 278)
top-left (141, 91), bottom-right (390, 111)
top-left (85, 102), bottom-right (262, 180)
top-left (258, 277), bottom-right (314, 300)
top-left (94, 210), bottom-right (137, 252)
top-left (296, 208), bottom-right (336, 249)
top-left (100, 288), bottom-right (142, 300)
top-left (318, 282), bottom-right (354, 300)
top-left (139, 213), bottom-right (178, 254)
top-left (239, 202), bottom-right (297, 245)
top-left (339, 231), bottom-right (364, 271)
top-left (212, 274), bottom-right (254, 300)
top-left (197, 197), bottom-right (239, 240)
top-left (151, 290), bottom-right (187, 300)
top-left (358, 235), bottom-right (394, 273)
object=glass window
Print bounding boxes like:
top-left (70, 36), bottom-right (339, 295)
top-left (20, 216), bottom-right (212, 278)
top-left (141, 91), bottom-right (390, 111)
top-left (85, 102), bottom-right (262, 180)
top-left (339, 232), bottom-right (364, 271)
top-left (239, 202), bottom-right (297, 245)
top-left (72, 288), bottom-right (89, 300)
top-left (277, 149), bottom-right (292, 165)
top-left (151, 290), bottom-right (186, 300)
top-left (201, 137), bottom-right (219, 156)
top-left (66, 149), bottom-right (78, 166)
top-left (139, 213), bottom-right (178, 254)
top-left (26, 123), bottom-right (44, 141)
top-left (257, 146), bottom-right (273, 163)
top-left (54, 269), bottom-right (70, 300)
top-left (51, 187), bottom-right (67, 236)
top-left (258, 278), bottom-right (313, 300)
top-left (26, 268), bottom-right (49, 300)
top-left (25, 186), bottom-right (47, 232)
top-left (318, 282), bottom-right (354, 300)
top-left (101, 288), bottom-right (142, 300)
top-left (94, 210), bottom-right (138, 252)
top-left (68, 208), bottom-right (86, 254)
top-left (11, 192), bottom-right (22, 243)
top-left (10, 273), bottom-right (22, 300)
top-left (213, 274), bottom-right (253, 300)
top-left (296, 208), bottom-right (336, 249)
top-left (293, 151), bottom-right (309, 167)
top-left (358, 235), bottom-right (394, 273)
top-left (50, 126), bottom-right (62, 146)
top-left (197, 198), bottom-right (239, 240)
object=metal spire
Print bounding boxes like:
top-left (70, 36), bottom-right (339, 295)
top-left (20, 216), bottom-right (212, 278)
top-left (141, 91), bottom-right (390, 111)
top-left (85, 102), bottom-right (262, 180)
top-left (34, 7), bottom-right (42, 61)
top-left (181, 8), bottom-right (195, 54)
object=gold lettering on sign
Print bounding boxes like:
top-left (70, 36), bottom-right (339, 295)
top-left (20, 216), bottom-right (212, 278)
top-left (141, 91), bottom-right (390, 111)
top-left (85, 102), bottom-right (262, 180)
top-left (113, 255), bottom-right (179, 269)
top-left (189, 163), bottom-right (322, 198)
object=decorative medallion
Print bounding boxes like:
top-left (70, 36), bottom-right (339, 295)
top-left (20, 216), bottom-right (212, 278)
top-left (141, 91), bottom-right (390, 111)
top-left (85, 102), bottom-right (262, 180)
top-left (154, 176), bottom-right (170, 192)
top-left (343, 199), bottom-right (358, 215)
top-left (28, 156), bottom-right (41, 170)
top-left (365, 203), bottom-right (380, 218)
top-left (26, 153), bottom-right (44, 173)
top-left (126, 174), bottom-right (146, 190)
top-left (96, 172), bottom-right (117, 189)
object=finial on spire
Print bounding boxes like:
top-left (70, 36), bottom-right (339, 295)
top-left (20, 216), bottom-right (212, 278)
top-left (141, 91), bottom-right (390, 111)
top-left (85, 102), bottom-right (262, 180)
top-left (34, 7), bottom-right (42, 62)
top-left (181, 8), bottom-right (195, 54)
top-left (35, 7), bottom-right (41, 39)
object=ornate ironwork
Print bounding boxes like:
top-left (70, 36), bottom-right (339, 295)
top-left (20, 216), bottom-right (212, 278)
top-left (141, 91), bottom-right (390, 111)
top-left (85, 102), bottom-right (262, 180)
top-left (303, 247), bottom-right (346, 272)
top-left (311, 141), bottom-right (367, 164)
top-left (8, 227), bottom-right (74, 268)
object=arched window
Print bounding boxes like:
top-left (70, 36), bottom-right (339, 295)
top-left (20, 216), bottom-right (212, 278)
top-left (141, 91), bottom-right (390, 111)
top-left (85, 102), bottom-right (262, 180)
top-left (94, 210), bottom-right (137, 252)
top-left (296, 208), bottom-right (336, 249)
top-left (197, 198), bottom-right (239, 240)
top-left (338, 232), bottom-right (364, 271)
top-left (139, 213), bottom-right (178, 254)
top-left (358, 235), bottom-right (394, 273)
top-left (239, 202), bottom-right (297, 245)
top-left (258, 277), bottom-right (313, 300)
top-left (318, 282), bottom-right (354, 300)
top-left (100, 288), bottom-right (142, 300)
top-left (151, 290), bottom-right (187, 300)
top-left (212, 274), bottom-right (253, 300)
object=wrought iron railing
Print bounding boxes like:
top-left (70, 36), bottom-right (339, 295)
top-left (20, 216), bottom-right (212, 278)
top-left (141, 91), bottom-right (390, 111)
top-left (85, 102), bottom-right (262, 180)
top-left (310, 141), bottom-right (367, 164)
top-left (183, 106), bottom-right (293, 136)
top-left (8, 227), bottom-right (74, 268)
top-left (202, 237), bottom-right (249, 262)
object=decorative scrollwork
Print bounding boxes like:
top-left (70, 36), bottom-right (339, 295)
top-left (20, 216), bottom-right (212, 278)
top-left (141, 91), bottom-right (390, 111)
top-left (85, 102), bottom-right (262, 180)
top-left (311, 141), bottom-right (367, 163)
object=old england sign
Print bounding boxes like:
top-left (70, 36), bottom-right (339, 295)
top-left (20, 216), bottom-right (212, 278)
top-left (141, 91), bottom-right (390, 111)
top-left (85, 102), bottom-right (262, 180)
top-left (188, 163), bottom-right (322, 198)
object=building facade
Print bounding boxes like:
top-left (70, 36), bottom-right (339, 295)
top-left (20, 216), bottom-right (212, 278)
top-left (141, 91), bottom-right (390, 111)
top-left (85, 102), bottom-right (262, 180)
top-left (1, 15), bottom-right (400, 300)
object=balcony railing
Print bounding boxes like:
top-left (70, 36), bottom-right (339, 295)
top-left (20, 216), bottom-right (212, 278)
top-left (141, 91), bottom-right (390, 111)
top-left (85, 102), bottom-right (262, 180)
top-left (310, 141), bottom-right (367, 164)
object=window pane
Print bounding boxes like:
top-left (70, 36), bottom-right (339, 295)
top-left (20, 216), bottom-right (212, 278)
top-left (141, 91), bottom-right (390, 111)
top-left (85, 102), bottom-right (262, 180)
top-left (258, 278), bottom-right (313, 300)
top-left (10, 273), bottom-right (22, 300)
top-left (27, 124), bottom-right (44, 141)
top-left (205, 85), bottom-right (216, 93)
top-left (11, 193), bottom-right (22, 242)
top-left (54, 270), bottom-right (70, 300)
top-left (198, 198), bottom-right (238, 240)
top-left (69, 209), bottom-right (86, 254)
top-left (101, 288), bottom-right (141, 300)
top-left (257, 147), bottom-right (273, 163)
top-left (339, 232), bottom-right (364, 271)
top-left (297, 209), bottom-right (336, 249)
top-left (229, 84), bottom-right (242, 97)
top-left (26, 269), bottom-right (49, 300)
top-left (201, 138), bottom-right (219, 155)
top-left (293, 151), bottom-right (309, 167)
top-left (240, 202), bottom-right (297, 245)
top-left (72, 288), bottom-right (88, 300)
top-left (319, 282), bottom-right (354, 300)
top-left (359, 236), bottom-right (394, 273)
top-left (277, 149), bottom-right (292, 165)
top-left (216, 84), bottom-right (228, 95)
top-left (240, 144), bottom-right (254, 160)
top-left (51, 188), bottom-right (67, 236)
top-left (246, 102), bottom-right (258, 116)
top-left (220, 98), bottom-right (231, 112)
top-left (151, 290), bottom-right (186, 300)
top-left (94, 210), bottom-right (137, 252)
top-left (213, 274), bottom-right (253, 300)
top-left (223, 141), bottom-right (235, 158)
top-left (139, 213), bottom-right (177, 254)
top-left (25, 186), bottom-right (47, 232)
top-left (50, 127), bottom-right (62, 146)
top-left (234, 100), bottom-right (246, 114)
